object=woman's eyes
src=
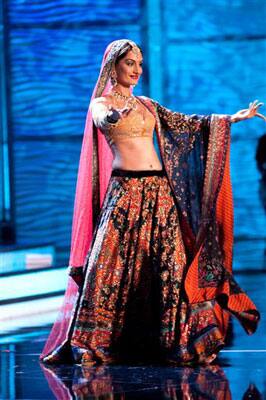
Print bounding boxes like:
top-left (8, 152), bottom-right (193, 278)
top-left (126, 62), bottom-right (143, 67)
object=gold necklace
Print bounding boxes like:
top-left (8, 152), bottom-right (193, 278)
top-left (112, 89), bottom-right (137, 111)
top-left (112, 89), bottom-right (132, 100)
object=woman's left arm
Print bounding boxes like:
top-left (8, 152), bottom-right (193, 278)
top-left (153, 99), bottom-right (265, 132)
top-left (153, 100), bottom-right (211, 133)
top-left (230, 100), bottom-right (266, 123)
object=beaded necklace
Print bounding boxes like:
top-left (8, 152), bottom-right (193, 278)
top-left (111, 89), bottom-right (137, 111)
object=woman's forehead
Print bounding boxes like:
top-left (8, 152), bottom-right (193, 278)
top-left (123, 49), bottom-right (143, 61)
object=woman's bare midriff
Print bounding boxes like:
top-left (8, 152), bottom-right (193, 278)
top-left (111, 136), bottom-right (163, 170)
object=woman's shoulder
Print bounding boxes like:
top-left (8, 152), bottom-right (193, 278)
top-left (137, 94), bottom-right (151, 101)
top-left (136, 95), bottom-right (157, 105)
top-left (90, 95), bottom-right (111, 104)
top-left (89, 95), bottom-right (112, 111)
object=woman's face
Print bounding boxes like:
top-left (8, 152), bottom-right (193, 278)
top-left (114, 49), bottom-right (143, 87)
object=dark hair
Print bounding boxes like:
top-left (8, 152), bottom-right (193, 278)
top-left (115, 44), bottom-right (143, 65)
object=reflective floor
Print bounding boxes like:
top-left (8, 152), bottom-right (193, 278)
top-left (0, 272), bottom-right (265, 399)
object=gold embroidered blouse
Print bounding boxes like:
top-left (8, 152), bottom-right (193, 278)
top-left (90, 95), bottom-right (156, 146)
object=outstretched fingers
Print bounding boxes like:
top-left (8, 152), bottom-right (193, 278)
top-left (255, 112), bottom-right (266, 122)
top-left (249, 100), bottom-right (263, 110)
top-left (248, 100), bottom-right (265, 119)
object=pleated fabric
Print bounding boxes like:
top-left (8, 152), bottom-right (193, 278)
top-left (68, 169), bottom-right (258, 366)
top-left (71, 169), bottom-right (187, 364)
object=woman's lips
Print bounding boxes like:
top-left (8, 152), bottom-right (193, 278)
top-left (130, 75), bottom-right (139, 79)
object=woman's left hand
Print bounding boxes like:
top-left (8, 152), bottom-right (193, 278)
top-left (231, 100), bottom-right (266, 123)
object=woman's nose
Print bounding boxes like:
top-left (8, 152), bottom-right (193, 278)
top-left (134, 65), bottom-right (142, 74)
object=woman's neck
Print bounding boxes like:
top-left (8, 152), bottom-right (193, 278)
top-left (112, 84), bottom-right (132, 98)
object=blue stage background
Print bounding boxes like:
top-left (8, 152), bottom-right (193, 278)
top-left (3, 0), bottom-right (266, 267)
top-left (0, 3), bottom-right (266, 399)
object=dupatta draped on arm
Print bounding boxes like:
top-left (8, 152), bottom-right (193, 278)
top-left (140, 97), bottom-right (259, 338)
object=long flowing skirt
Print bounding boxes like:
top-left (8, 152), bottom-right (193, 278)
top-left (69, 168), bottom-right (233, 365)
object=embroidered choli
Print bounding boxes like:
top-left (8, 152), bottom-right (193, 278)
top-left (90, 96), bottom-right (156, 146)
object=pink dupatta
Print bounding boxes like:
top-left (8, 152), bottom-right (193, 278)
top-left (40, 39), bottom-right (137, 361)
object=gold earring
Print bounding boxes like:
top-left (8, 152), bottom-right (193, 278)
top-left (110, 73), bottom-right (117, 86)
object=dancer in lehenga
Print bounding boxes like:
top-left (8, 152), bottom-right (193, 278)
top-left (40, 39), bottom-right (265, 367)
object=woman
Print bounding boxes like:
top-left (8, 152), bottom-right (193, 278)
top-left (40, 39), bottom-right (264, 366)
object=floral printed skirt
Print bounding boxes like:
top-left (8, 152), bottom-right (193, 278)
top-left (69, 168), bottom-right (229, 366)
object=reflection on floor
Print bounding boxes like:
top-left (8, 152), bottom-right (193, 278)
top-left (0, 272), bottom-right (265, 399)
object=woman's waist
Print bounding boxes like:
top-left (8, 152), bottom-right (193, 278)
top-left (111, 168), bottom-right (166, 178)
top-left (111, 140), bottom-right (159, 158)
top-left (111, 156), bottom-right (163, 173)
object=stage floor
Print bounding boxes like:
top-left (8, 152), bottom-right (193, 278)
top-left (0, 271), bottom-right (265, 399)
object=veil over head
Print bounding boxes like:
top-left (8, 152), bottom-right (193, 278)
top-left (41, 39), bottom-right (140, 360)
top-left (70, 38), bottom-right (139, 269)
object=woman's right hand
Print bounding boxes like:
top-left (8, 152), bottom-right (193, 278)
top-left (107, 105), bottom-right (132, 121)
